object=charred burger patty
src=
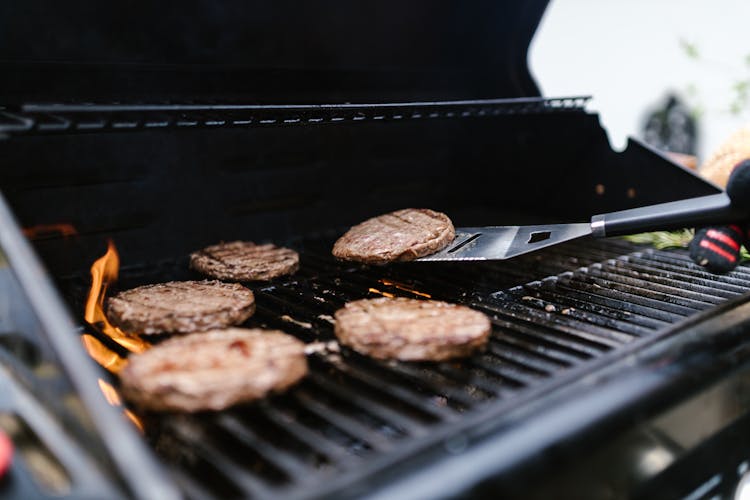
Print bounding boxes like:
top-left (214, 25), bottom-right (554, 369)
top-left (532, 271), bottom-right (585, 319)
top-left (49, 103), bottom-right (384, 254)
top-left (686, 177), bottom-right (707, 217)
top-left (107, 280), bottom-right (255, 335)
top-left (332, 208), bottom-right (455, 264)
top-left (334, 297), bottom-right (491, 361)
top-left (120, 328), bottom-right (308, 412)
top-left (190, 241), bottom-right (299, 281)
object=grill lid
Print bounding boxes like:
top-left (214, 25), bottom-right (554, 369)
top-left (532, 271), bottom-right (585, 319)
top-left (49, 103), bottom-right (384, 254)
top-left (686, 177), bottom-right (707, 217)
top-left (0, 0), bottom-right (548, 104)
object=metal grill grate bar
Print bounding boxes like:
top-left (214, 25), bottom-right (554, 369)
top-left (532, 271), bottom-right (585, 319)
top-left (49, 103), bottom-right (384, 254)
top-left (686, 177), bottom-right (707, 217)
top-left (360, 358), bottom-right (495, 405)
top-left (163, 419), bottom-right (274, 498)
top-left (563, 272), bottom-right (710, 312)
top-left (303, 369), bottom-right (429, 436)
top-left (485, 338), bottom-right (570, 373)
top-left (306, 356), bottom-right (456, 422)
top-left (595, 263), bottom-right (741, 302)
top-left (516, 285), bottom-right (669, 330)
top-left (623, 254), bottom-right (750, 290)
top-left (467, 355), bottom-right (544, 387)
top-left (290, 389), bottom-right (397, 453)
top-left (505, 290), bottom-right (655, 337)
top-left (639, 250), bottom-right (750, 279)
top-left (556, 274), bottom-right (698, 317)
top-left (214, 413), bottom-right (317, 483)
top-left (548, 280), bottom-right (686, 323)
top-left (484, 299), bottom-right (636, 347)
top-left (257, 403), bottom-right (362, 465)
top-left (488, 316), bottom-right (601, 361)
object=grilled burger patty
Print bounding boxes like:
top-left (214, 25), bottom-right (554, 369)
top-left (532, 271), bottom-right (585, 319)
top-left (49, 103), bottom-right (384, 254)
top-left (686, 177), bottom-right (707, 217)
top-left (120, 328), bottom-right (308, 412)
top-left (332, 208), bottom-right (455, 264)
top-left (334, 297), bottom-right (491, 361)
top-left (107, 280), bottom-right (255, 335)
top-left (190, 241), bottom-right (299, 281)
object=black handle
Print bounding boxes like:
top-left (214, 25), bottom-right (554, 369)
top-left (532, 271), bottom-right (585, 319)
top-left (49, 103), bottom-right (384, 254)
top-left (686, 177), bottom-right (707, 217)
top-left (591, 193), bottom-right (744, 237)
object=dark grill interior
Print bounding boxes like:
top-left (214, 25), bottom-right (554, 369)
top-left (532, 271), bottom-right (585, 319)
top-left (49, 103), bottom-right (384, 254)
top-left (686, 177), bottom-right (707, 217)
top-left (55, 235), bottom-right (750, 498)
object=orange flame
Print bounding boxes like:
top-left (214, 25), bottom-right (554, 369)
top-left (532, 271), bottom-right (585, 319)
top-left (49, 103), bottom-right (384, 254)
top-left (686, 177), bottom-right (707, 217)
top-left (378, 279), bottom-right (432, 298)
top-left (368, 287), bottom-right (396, 298)
top-left (97, 378), bottom-right (122, 406)
top-left (123, 409), bottom-right (144, 433)
top-left (96, 378), bottom-right (144, 434)
top-left (84, 240), bottom-right (148, 353)
top-left (81, 335), bottom-right (128, 373)
top-left (23, 223), bottom-right (77, 240)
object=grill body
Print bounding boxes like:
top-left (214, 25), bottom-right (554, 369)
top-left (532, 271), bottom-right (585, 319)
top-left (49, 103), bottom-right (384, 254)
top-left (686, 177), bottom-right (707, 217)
top-left (1, 2), bottom-right (749, 499)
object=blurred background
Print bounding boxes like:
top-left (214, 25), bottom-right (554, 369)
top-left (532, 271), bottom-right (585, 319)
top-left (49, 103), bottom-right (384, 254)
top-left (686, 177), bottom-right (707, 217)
top-left (530, 0), bottom-right (750, 162)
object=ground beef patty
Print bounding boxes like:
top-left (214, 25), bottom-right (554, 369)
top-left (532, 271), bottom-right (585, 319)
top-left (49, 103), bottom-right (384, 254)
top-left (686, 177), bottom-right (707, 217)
top-left (107, 280), bottom-right (255, 335)
top-left (120, 328), bottom-right (308, 412)
top-left (190, 241), bottom-right (299, 281)
top-left (332, 208), bottom-right (455, 264)
top-left (334, 297), bottom-right (491, 361)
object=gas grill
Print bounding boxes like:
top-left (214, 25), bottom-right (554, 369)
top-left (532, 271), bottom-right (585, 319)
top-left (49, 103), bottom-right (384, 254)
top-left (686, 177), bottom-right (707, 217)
top-left (2, 2), bottom-right (750, 499)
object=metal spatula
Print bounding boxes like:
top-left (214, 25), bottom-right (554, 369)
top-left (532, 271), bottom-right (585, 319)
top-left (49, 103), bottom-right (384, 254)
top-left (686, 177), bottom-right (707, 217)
top-left (417, 193), bottom-right (742, 261)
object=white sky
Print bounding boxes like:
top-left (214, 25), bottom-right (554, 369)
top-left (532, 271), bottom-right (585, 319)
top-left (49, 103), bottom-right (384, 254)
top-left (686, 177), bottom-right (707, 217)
top-left (529, 0), bottom-right (750, 160)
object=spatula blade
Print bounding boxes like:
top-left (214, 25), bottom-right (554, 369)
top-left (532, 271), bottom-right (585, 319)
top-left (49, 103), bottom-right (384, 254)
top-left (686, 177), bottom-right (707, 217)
top-left (416, 223), bottom-right (592, 261)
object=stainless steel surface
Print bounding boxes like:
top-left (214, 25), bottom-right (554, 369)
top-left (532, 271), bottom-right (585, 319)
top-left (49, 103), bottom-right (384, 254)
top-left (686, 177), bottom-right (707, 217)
top-left (421, 192), bottom-right (740, 261)
top-left (417, 224), bottom-right (592, 261)
top-left (591, 216), bottom-right (606, 238)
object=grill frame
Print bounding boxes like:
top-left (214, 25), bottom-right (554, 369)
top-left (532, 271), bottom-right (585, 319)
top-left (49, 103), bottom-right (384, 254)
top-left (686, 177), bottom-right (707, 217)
top-left (1, 94), bottom-right (750, 498)
top-left (0, 194), bottom-right (181, 500)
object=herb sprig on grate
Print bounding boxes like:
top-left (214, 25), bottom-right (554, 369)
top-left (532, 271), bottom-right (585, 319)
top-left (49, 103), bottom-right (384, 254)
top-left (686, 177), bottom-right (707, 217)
top-left (622, 230), bottom-right (750, 261)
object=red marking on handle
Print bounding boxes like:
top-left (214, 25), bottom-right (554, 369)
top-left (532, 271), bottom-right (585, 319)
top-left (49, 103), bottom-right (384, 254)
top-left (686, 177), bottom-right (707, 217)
top-left (706, 229), bottom-right (741, 251)
top-left (700, 240), bottom-right (737, 262)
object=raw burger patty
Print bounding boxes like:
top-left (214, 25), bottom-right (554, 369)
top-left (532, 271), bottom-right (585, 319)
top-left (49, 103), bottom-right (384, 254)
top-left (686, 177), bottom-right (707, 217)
top-left (191, 241), bottom-right (299, 281)
top-left (107, 280), bottom-right (255, 335)
top-left (332, 208), bottom-right (455, 264)
top-left (334, 297), bottom-right (491, 361)
top-left (120, 328), bottom-right (308, 412)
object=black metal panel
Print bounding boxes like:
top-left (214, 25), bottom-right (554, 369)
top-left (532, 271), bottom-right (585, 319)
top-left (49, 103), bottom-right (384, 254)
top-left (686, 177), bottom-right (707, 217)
top-left (0, 99), bottom-right (719, 277)
top-left (0, 1), bottom-right (547, 104)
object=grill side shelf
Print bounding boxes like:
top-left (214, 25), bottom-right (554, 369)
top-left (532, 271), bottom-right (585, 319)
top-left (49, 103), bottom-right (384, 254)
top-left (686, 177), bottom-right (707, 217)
top-left (0, 96), bottom-right (589, 137)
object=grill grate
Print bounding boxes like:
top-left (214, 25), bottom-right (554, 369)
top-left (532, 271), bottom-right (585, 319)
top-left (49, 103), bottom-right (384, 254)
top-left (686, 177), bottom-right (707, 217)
top-left (60, 237), bottom-right (750, 499)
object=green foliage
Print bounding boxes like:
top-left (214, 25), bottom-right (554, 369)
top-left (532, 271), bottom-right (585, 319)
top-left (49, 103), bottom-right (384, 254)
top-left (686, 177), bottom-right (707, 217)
top-left (680, 40), bottom-right (750, 117)
top-left (730, 79), bottom-right (750, 116)
top-left (679, 38), bottom-right (700, 60)
top-left (622, 230), bottom-right (750, 261)
top-left (622, 230), bottom-right (694, 249)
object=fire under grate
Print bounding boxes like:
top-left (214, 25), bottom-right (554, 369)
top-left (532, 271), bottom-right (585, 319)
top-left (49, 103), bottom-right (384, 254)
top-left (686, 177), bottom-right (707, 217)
top-left (58, 237), bottom-right (750, 499)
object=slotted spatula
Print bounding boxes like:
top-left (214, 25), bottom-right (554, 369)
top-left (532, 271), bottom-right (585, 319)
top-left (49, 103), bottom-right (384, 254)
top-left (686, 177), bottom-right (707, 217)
top-left (416, 192), bottom-right (743, 261)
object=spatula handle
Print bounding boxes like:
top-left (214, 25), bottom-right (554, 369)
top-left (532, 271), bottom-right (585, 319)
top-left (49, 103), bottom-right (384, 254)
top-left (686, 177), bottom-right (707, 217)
top-left (591, 193), bottom-right (743, 238)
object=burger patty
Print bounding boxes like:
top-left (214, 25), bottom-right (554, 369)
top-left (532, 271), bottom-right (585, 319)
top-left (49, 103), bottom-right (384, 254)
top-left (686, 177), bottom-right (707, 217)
top-left (120, 328), bottom-right (308, 412)
top-left (332, 208), bottom-right (455, 264)
top-left (190, 241), bottom-right (299, 281)
top-left (334, 297), bottom-right (491, 361)
top-left (107, 280), bottom-right (255, 335)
